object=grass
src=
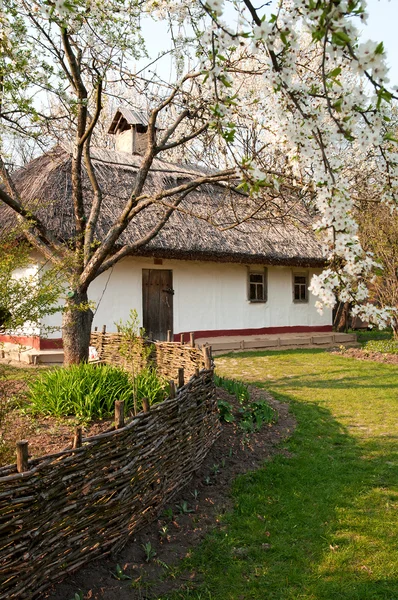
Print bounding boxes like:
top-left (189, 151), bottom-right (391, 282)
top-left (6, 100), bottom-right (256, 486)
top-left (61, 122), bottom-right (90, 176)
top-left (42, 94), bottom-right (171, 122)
top-left (160, 349), bottom-right (398, 600)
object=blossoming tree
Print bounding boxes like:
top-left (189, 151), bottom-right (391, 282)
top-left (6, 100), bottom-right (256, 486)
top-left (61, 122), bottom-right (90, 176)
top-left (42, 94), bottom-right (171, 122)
top-left (0, 0), bottom-right (397, 363)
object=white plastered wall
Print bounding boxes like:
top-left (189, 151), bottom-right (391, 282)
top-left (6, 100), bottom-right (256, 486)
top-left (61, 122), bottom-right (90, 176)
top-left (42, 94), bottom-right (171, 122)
top-left (7, 259), bottom-right (41, 337)
top-left (75, 256), bottom-right (332, 335)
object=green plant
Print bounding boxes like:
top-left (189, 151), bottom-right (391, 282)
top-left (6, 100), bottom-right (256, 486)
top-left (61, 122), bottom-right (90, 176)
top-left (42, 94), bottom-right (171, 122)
top-left (214, 374), bottom-right (250, 403)
top-left (238, 414), bottom-right (255, 433)
top-left (69, 592), bottom-right (83, 600)
top-left (26, 363), bottom-right (169, 419)
top-left (161, 507), bottom-right (174, 521)
top-left (27, 363), bottom-right (134, 419)
top-left (176, 500), bottom-right (193, 514)
top-left (112, 564), bottom-right (132, 581)
top-left (0, 236), bottom-right (63, 334)
top-left (115, 311), bottom-right (170, 413)
top-left (134, 367), bottom-right (170, 408)
top-left (141, 541), bottom-right (157, 562)
top-left (211, 464), bottom-right (220, 476)
top-left (191, 489), bottom-right (199, 501)
top-left (217, 377), bottom-right (276, 432)
top-left (217, 399), bottom-right (235, 423)
top-left (238, 399), bottom-right (277, 432)
top-left (159, 525), bottom-right (170, 542)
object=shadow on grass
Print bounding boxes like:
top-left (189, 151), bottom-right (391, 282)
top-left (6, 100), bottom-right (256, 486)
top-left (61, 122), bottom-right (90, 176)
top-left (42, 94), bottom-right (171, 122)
top-left (165, 391), bottom-right (398, 600)
top-left (221, 347), bottom-right (398, 390)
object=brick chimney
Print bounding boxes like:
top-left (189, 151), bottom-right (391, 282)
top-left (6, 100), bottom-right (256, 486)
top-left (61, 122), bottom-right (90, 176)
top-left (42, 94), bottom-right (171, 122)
top-left (108, 108), bottom-right (157, 155)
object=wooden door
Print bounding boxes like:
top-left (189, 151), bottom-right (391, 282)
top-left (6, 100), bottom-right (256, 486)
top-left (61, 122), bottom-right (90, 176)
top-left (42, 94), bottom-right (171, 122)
top-left (142, 269), bottom-right (173, 341)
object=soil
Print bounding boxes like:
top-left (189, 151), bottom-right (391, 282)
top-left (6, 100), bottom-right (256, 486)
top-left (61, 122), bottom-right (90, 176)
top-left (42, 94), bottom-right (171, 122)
top-left (39, 388), bottom-right (296, 600)
top-left (0, 371), bottom-right (114, 466)
top-left (333, 347), bottom-right (398, 364)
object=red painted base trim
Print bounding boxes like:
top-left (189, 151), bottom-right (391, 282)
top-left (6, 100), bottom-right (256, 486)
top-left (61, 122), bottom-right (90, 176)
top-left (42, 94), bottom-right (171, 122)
top-left (175, 325), bottom-right (333, 343)
top-left (0, 335), bottom-right (63, 350)
top-left (40, 338), bottom-right (63, 350)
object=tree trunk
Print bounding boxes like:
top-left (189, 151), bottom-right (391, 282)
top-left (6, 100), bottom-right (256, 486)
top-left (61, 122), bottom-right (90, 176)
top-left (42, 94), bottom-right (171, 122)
top-left (62, 290), bottom-right (93, 365)
top-left (334, 301), bottom-right (350, 332)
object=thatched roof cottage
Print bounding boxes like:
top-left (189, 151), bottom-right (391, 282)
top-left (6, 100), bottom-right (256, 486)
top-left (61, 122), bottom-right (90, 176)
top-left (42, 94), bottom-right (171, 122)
top-left (1, 108), bottom-right (333, 357)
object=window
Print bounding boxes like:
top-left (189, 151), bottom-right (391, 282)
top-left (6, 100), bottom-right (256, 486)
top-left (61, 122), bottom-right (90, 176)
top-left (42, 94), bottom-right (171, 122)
top-left (293, 273), bottom-right (308, 303)
top-left (248, 268), bottom-right (267, 302)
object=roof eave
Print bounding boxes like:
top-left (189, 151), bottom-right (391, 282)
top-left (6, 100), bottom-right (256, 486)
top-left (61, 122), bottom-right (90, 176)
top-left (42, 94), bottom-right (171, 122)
top-left (119, 246), bottom-right (327, 268)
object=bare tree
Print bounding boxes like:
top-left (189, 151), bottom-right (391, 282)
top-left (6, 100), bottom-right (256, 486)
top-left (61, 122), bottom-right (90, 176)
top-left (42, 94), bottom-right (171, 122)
top-left (0, 2), bottom-right (248, 363)
top-left (1, 0), bottom-right (396, 362)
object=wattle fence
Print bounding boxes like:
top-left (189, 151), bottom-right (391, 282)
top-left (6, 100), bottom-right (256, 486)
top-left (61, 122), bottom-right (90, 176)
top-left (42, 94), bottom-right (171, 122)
top-left (0, 338), bottom-right (219, 599)
top-left (90, 329), bottom-right (206, 381)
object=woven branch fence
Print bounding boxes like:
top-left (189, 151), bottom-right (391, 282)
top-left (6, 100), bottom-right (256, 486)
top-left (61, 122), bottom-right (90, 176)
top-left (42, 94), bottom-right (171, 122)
top-left (0, 340), bottom-right (218, 600)
top-left (90, 329), bottom-right (206, 381)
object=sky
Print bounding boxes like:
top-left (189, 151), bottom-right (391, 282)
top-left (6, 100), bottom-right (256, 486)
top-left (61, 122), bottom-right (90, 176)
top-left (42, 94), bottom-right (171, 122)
top-left (361, 0), bottom-right (398, 86)
top-left (140, 0), bottom-right (398, 88)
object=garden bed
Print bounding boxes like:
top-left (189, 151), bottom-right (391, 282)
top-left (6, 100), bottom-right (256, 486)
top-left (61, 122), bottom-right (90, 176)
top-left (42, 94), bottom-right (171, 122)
top-left (43, 387), bottom-right (294, 600)
top-left (334, 346), bottom-right (398, 364)
top-left (0, 362), bottom-right (122, 467)
top-left (0, 350), bottom-right (218, 600)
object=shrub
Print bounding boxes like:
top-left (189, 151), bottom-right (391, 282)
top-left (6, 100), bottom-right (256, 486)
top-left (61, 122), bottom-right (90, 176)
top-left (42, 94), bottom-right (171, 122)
top-left (27, 364), bottom-right (169, 420)
top-left (364, 339), bottom-right (398, 354)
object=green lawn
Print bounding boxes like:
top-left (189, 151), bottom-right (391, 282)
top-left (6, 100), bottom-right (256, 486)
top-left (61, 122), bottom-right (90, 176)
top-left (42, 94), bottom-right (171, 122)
top-left (162, 349), bottom-right (398, 600)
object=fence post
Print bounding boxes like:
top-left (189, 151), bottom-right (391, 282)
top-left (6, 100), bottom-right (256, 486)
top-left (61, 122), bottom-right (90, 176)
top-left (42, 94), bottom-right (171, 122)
top-left (115, 400), bottom-right (125, 429)
top-left (167, 330), bottom-right (172, 342)
top-left (203, 345), bottom-right (212, 370)
top-left (180, 333), bottom-right (184, 344)
top-left (16, 440), bottom-right (29, 473)
top-left (190, 332), bottom-right (195, 347)
top-left (72, 426), bottom-right (82, 449)
top-left (169, 380), bottom-right (176, 398)
top-left (142, 398), bottom-right (150, 413)
top-left (102, 324), bottom-right (106, 334)
top-left (178, 367), bottom-right (185, 388)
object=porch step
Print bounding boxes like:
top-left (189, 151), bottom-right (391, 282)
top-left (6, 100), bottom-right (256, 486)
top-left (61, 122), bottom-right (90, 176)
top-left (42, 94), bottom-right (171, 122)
top-left (195, 332), bottom-right (358, 355)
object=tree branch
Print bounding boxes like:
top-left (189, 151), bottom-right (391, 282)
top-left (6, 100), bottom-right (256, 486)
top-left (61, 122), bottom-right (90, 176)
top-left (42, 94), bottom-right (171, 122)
top-left (0, 186), bottom-right (67, 268)
top-left (157, 122), bottom-right (209, 152)
top-left (95, 190), bottom-right (192, 277)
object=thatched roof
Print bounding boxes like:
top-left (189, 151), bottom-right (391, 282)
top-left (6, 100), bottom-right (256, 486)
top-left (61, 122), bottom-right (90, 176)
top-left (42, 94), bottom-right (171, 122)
top-left (1, 145), bottom-right (325, 267)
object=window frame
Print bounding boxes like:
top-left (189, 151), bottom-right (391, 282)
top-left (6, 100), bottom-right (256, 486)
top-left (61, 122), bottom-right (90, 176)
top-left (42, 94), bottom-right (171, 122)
top-left (292, 271), bottom-right (309, 303)
top-left (247, 267), bottom-right (268, 303)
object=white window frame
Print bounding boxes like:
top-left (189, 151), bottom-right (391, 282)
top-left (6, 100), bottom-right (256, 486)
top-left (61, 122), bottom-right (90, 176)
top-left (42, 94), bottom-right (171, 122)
top-left (247, 267), bottom-right (268, 303)
top-left (292, 271), bottom-right (309, 303)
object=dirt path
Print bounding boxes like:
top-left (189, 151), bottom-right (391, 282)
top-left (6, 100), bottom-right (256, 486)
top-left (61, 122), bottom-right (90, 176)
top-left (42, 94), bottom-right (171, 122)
top-left (44, 388), bottom-right (295, 600)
